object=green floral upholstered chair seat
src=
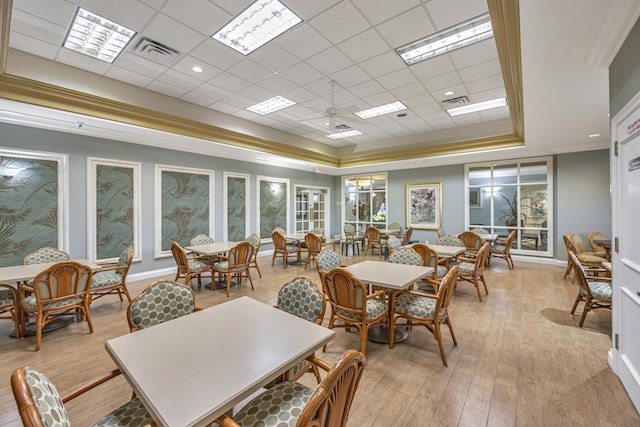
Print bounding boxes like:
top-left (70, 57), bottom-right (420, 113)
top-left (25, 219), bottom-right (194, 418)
top-left (277, 277), bottom-right (325, 323)
top-left (393, 293), bottom-right (447, 320)
top-left (21, 295), bottom-right (82, 311)
top-left (187, 257), bottom-right (212, 272)
top-left (232, 381), bottom-right (314, 427)
top-left (245, 233), bottom-right (262, 278)
top-left (127, 280), bottom-right (196, 331)
top-left (316, 248), bottom-right (342, 273)
top-left (335, 297), bottom-right (387, 320)
top-left (584, 280), bottom-right (612, 300)
top-left (90, 245), bottom-right (134, 302)
top-left (12, 366), bottom-right (153, 427)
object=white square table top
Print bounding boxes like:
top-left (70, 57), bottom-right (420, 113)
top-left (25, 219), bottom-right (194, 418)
top-left (478, 234), bottom-right (499, 242)
top-left (105, 296), bottom-right (335, 427)
top-left (185, 241), bottom-right (238, 256)
top-left (423, 244), bottom-right (466, 258)
top-left (0, 259), bottom-right (98, 285)
top-left (282, 232), bottom-right (307, 241)
top-left (345, 260), bottom-right (433, 290)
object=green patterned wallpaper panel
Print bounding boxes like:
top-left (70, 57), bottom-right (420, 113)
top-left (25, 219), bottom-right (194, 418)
top-left (161, 170), bottom-right (210, 251)
top-left (95, 164), bottom-right (134, 259)
top-left (227, 176), bottom-right (246, 241)
top-left (259, 180), bottom-right (287, 238)
top-left (0, 156), bottom-right (58, 267)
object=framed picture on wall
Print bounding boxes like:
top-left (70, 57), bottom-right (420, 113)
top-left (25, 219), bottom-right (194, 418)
top-left (405, 182), bottom-right (441, 230)
top-left (469, 188), bottom-right (481, 208)
top-left (87, 157), bottom-right (141, 263)
top-left (154, 165), bottom-right (214, 258)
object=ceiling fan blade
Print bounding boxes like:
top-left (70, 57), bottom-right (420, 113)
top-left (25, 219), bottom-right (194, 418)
top-left (329, 117), bottom-right (336, 130)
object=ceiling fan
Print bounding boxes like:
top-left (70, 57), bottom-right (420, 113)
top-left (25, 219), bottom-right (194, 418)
top-left (306, 80), bottom-right (367, 131)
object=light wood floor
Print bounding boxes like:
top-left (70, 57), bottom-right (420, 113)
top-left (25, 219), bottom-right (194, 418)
top-left (1, 251), bottom-right (638, 426)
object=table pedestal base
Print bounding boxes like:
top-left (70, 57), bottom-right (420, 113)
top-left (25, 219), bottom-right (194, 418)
top-left (367, 325), bottom-right (409, 344)
top-left (10, 318), bottom-right (74, 338)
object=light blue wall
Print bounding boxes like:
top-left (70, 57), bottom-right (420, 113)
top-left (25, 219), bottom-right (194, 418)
top-left (556, 149), bottom-right (611, 260)
top-left (0, 122), bottom-right (335, 273)
top-left (0, 121), bottom-right (611, 271)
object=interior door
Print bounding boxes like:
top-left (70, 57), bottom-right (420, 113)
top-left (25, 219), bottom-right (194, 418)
top-left (611, 95), bottom-right (640, 413)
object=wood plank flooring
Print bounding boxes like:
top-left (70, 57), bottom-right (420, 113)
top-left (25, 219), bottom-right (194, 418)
top-left (0, 250), bottom-right (637, 426)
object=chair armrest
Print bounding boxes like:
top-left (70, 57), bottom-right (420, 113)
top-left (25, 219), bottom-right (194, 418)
top-left (367, 288), bottom-right (387, 300)
top-left (215, 415), bottom-right (241, 427)
top-left (93, 264), bottom-right (124, 274)
top-left (306, 354), bottom-right (332, 372)
top-left (392, 289), bottom-right (439, 300)
top-left (61, 369), bottom-right (122, 403)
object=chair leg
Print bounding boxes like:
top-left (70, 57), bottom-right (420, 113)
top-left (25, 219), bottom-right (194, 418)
top-left (564, 259), bottom-right (573, 279)
top-left (433, 323), bottom-right (448, 367)
top-left (254, 261), bottom-right (262, 278)
top-left (578, 299), bottom-right (591, 327)
top-left (246, 270), bottom-right (255, 291)
top-left (473, 277), bottom-right (483, 302)
top-left (389, 315), bottom-right (396, 349)
top-left (35, 312), bottom-right (44, 351)
top-left (445, 317), bottom-right (457, 345)
top-left (360, 325), bottom-right (367, 356)
top-left (570, 293), bottom-right (582, 314)
top-left (481, 275), bottom-right (489, 295)
top-left (323, 312), bottom-right (336, 352)
top-left (226, 274), bottom-right (232, 297)
top-left (271, 252), bottom-right (277, 266)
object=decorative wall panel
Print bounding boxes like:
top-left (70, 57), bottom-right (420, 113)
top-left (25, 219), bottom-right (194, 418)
top-left (257, 176), bottom-right (289, 240)
top-left (0, 149), bottom-right (67, 266)
top-left (155, 165), bottom-right (213, 257)
top-left (224, 173), bottom-right (249, 242)
top-left (87, 158), bottom-right (141, 262)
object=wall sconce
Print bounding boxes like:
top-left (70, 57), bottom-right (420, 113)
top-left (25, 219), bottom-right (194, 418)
top-left (271, 183), bottom-right (280, 196)
top-left (0, 166), bottom-right (24, 178)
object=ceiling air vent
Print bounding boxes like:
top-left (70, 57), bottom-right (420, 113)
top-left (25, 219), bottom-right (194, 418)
top-left (131, 37), bottom-right (180, 65)
top-left (441, 95), bottom-right (469, 108)
top-left (335, 124), bottom-right (351, 131)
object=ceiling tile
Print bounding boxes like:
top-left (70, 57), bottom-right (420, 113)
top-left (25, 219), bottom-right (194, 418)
top-left (451, 113), bottom-right (483, 126)
top-left (8, 33), bottom-right (58, 60)
top-left (375, 6), bottom-right (434, 47)
top-left (208, 72), bottom-right (253, 92)
top-left (329, 65), bottom-right (371, 88)
top-left (448, 39), bottom-right (499, 70)
top-left (191, 82), bottom-right (234, 100)
top-left (226, 60), bottom-right (273, 84)
top-left (408, 55), bottom-right (456, 80)
top-left (359, 51), bottom-right (406, 78)
top-left (237, 85), bottom-right (275, 103)
top-left (256, 74), bottom-right (298, 94)
top-left (308, 2), bottom-right (370, 45)
top-left (10, 9), bottom-right (67, 47)
top-left (390, 82), bottom-right (426, 100)
top-left (210, 0), bottom-right (253, 15)
top-left (351, 0), bottom-right (421, 25)
top-left (337, 29), bottom-right (390, 63)
top-left (190, 39), bottom-right (244, 70)
top-left (465, 75), bottom-right (504, 95)
top-left (105, 67), bottom-right (155, 88)
top-left (156, 69), bottom-right (203, 91)
top-left (457, 59), bottom-right (502, 82)
top-left (276, 25), bottom-right (332, 60)
top-left (376, 68), bottom-right (418, 91)
top-left (179, 91), bottom-right (219, 107)
top-left (479, 107), bottom-right (510, 121)
top-left (287, 0), bottom-right (342, 20)
top-left (12, 0), bottom-right (76, 26)
top-left (423, 0), bottom-right (488, 30)
top-left (161, 0), bottom-right (230, 36)
top-left (281, 86), bottom-right (318, 104)
top-left (249, 44), bottom-right (301, 73)
top-left (173, 56), bottom-right (222, 81)
top-left (305, 47), bottom-right (354, 75)
top-left (348, 80), bottom-right (387, 99)
top-left (279, 62), bottom-right (324, 86)
top-left (422, 71), bottom-right (463, 92)
top-left (139, 13), bottom-right (204, 54)
top-left (145, 79), bottom-right (190, 97)
top-left (115, 52), bottom-right (168, 79)
top-left (55, 48), bottom-right (111, 75)
top-left (208, 100), bottom-right (242, 114)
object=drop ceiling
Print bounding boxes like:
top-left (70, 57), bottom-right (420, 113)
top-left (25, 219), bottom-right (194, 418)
top-left (0, 0), bottom-right (637, 174)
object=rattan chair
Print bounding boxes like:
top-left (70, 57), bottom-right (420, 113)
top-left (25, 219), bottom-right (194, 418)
top-left (171, 241), bottom-right (213, 289)
top-left (127, 279), bottom-right (200, 332)
top-left (19, 261), bottom-right (94, 351)
top-left (271, 230), bottom-right (300, 268)
top-left (587, 231), bottom-right (609, 257)
top-left (456, 242), bottom-right (490, 302)
top-left (411, 243), bottom-right (449, 293)
top-left (190, 234), bottom-right (214, 245)
top-left (303, 232), bottom-right (323, 270)
top-left (0, 284), bottom-right (21, 338)
top-left (389, 266), bottom-right (459, 366)
top-left (90, 245), bottom-right (134, 303)
top-left (436, 234), bottom-right (462, 247)
top-left (364, 226), bottom-right (386, 256)
top-left (11, 366), bottom-right (154, 426)
top-left (401, 226), bottom-right (414, 245)
top-left (274, 276), bottom-right (327, 383)
top-left (385, 235), bottom-right (403, 259)
top-left (213, 241), bottom-right (255, 297)
top-left (458, 231), bottom-right (483, 256)
top-left (324, 267), bottom-right (388, 355)
top-left (315, 247), bottom-right (343, 289)
top-left (246, 233), bottom-right (262, 278)
top-left (22, 247), bottom-right (70, 265)
top-left (490, 230), bottom-right (516, 269)
top-left (563, 233), bottom-right (605, 281)
top-left (216, 350), bottom-right (366, 427)
top-left (568, 252), bottom-right (612, 327)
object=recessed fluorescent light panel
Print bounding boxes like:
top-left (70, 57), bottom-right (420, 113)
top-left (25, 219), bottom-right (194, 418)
top-left (354, 101), bottom-right (407, 119)
top-left (63, 8), bottom-right (136, 63)
top-left (212, 0), bottom-right (302, 55)
top-left (396, 13), bottom-right (493, 65)
top-left (326, 130), bottom-right (363, 139)
top-left (447, 97), bottom-right (507, 116)
top-left (247, 96), bottom-right (296, 115)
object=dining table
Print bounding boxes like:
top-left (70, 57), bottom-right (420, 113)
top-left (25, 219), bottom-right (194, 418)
top-left (105, 296), bottom-right (335, 427)
top-left (594, 239), bottom-right (612, 261)
top-left (281, 232), bottom-right (306, 264)
top-left (185, 241), bottom-right (238, 256)
top-left (0, 258), bottom-right (99, 337)
top-left (345, 260), bottom-right (433, 344)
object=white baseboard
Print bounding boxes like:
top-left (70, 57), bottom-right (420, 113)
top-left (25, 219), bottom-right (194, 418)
top-left (128, 267), bottom-right (176, 283)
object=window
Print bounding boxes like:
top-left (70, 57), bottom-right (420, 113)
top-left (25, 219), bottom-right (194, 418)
top-left (465, 157), bottom-right (553, 255)
top-left (342, 173), bottom-right (387, 235)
